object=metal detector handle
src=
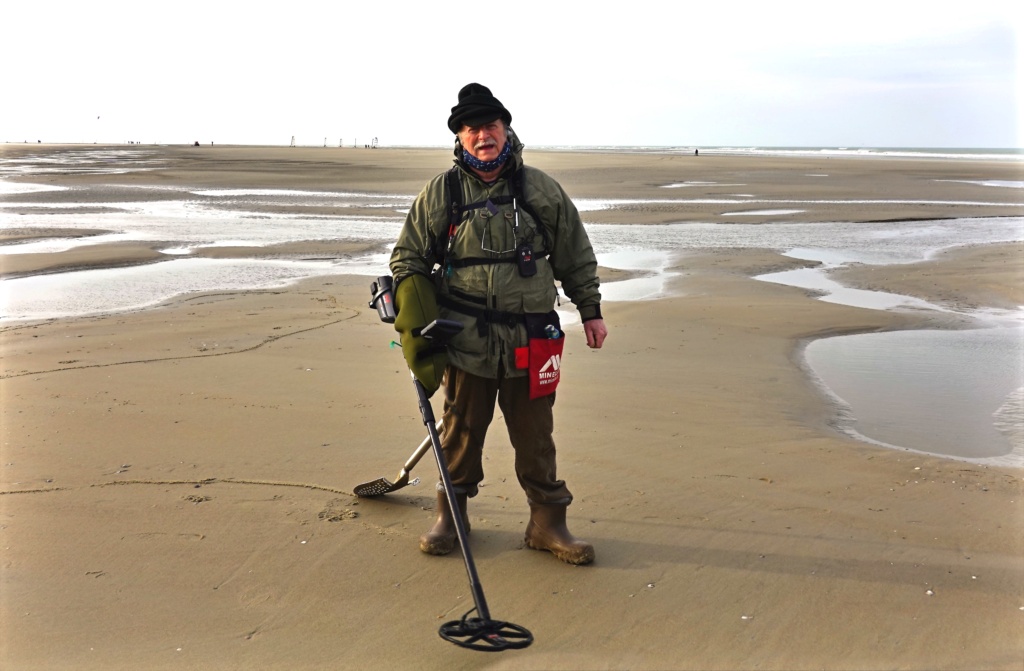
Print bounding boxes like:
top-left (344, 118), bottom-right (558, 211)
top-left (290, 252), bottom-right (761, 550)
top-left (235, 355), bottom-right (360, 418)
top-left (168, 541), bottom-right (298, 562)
top-left (369, 275), bottom-right (396, 323)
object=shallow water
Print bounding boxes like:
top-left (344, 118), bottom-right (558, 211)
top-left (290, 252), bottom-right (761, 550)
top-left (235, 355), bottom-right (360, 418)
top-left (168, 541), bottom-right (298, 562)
top-left (757, 247), bottom-right (961, 313)
top-left (3, 215), bottom-right (1021, 318)
top-left (805, 327), bottom-right (1023, 467)
top-left (1, 176), bottom-right (1023, 466)
top-left (759, 247), bottom-right (1023, 467)
top-left (2, 257), bottom-right (347, 317)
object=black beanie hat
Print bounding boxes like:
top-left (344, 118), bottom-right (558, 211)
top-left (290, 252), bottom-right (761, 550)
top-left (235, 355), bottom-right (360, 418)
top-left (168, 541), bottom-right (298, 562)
top-left (447, 83), bottom-right (512, 134)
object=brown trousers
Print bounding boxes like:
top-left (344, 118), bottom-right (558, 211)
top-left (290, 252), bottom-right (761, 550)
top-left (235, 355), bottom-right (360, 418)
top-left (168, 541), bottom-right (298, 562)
top-left (439, 365), bottom-right (572, 505)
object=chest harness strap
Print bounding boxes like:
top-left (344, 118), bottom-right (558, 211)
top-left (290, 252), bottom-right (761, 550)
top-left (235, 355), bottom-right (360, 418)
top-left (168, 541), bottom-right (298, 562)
top-left (437, 166), bottom-right (552, 336)
top-left (439, 166), bottom-right (553, 273)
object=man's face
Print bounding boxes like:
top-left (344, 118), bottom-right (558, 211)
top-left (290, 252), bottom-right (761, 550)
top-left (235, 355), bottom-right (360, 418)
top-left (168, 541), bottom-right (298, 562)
top-left (459, 120), bottom-right (506, 162)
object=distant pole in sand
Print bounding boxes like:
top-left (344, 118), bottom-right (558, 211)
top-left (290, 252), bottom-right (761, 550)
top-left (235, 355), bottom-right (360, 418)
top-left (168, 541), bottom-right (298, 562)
top-left (339, 138), bottom-right (343, 147)
top-left (290, 136), bottom-right (296, 147)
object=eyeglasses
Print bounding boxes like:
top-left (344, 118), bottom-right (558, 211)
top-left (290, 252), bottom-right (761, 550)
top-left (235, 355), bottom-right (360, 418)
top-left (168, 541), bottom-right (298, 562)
top-left (480, 197), bottom-right (521, 255)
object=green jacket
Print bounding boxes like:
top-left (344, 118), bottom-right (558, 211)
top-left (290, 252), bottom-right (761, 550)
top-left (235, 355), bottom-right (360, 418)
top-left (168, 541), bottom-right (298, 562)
top-left (390, 135), bottom-right (601, 378)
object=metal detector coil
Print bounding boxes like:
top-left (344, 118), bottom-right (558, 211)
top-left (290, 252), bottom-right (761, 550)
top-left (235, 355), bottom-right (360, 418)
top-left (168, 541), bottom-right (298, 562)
top-left (439, 610), bottom-right (533, 651)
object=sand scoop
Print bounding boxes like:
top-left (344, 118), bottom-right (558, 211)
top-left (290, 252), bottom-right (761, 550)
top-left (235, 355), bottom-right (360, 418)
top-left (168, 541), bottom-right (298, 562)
top-left (353, 419), bottom-right (441, 497)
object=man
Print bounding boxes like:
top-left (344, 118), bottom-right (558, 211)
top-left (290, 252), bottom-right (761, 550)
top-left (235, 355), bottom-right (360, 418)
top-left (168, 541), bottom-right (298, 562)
top-left (389, 83), bottom-right (607, 565)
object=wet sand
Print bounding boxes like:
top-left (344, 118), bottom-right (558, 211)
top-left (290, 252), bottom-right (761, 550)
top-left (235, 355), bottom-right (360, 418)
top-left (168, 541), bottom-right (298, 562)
top-left (1, 144), bottom-right (1022, 670)
top-left (834, 242), bottom-right (1024, 311)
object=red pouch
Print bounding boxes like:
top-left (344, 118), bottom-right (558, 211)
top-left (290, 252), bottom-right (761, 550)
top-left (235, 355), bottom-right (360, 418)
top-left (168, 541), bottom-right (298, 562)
top-left (517, 313), bottom-right (564, 400)
top-left (528, 335), bottom-right (563, 399)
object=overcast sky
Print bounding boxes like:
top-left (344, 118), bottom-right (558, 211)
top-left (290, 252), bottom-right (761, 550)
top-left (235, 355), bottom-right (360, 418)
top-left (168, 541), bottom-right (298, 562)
top-left (3, 1), bottom-right (1020, 148)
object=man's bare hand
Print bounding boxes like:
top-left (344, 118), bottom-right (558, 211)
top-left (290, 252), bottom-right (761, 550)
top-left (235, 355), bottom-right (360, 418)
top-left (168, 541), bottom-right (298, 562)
top-left (584, 319), bottom-right (607, 349)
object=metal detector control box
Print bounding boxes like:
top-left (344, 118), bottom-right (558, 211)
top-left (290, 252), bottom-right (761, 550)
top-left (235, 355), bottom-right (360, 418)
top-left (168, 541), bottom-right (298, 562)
top-left (368, 275), bottom-right (396, 323)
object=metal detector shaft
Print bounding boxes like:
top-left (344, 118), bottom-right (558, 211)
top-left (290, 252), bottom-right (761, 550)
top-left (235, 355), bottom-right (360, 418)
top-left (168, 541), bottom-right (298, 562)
top-left (413, 375), bottom-right (492, 622)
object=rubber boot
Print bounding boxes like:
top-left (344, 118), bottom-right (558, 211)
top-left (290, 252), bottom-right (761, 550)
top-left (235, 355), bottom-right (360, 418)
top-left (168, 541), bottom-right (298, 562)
top-left (419, 490), bottom-right (469, 556)
top-left (524, 502), bottom-right (595, 565)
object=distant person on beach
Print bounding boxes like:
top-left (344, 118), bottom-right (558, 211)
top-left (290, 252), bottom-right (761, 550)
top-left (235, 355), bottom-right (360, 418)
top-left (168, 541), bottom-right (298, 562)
top-left (390, 83), bottom-right (607, 565)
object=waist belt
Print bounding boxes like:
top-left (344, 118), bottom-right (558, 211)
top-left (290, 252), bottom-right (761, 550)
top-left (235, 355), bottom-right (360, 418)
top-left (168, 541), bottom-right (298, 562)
top-left (438, 292), bottom-right (526, 336)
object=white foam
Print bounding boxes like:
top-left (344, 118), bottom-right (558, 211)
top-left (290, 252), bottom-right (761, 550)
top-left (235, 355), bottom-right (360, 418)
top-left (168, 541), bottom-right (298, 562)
top-left (190, 188), bottom-right (412, 200)
top-left (721, 209), bottom-right (805, 216)
top-left (574, 197), bottom-right (1019, 212)
top-left (936, 179), bottom-right (1024, 189)
top-left (660, 181), bottom-right (745, 188)
top-left (0, 201), bottom-right (123, 210)
top-left (0, 232), bottom-right (153, 255)
top-left (993, 387), bottom-right (1024, 459)
top-left (0, 181), bottom-right (69, 195)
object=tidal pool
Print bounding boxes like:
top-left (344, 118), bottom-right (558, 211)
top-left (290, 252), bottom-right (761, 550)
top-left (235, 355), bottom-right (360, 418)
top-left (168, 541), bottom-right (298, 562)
top-left (804, 327), bottom-right (1023, 467)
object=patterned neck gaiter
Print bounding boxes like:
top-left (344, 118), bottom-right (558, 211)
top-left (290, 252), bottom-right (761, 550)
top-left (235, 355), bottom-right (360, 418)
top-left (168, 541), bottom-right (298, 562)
top-left (461, 141), bottom-right (511, 173)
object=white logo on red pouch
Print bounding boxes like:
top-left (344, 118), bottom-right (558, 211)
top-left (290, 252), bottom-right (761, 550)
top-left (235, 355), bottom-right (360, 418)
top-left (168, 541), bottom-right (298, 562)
top-left (538, 355), bottom-right (561, 384)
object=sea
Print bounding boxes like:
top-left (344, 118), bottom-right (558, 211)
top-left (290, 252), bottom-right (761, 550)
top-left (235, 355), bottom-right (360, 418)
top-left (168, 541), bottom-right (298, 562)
top-left (1, 145), bottom-right (1022, 467)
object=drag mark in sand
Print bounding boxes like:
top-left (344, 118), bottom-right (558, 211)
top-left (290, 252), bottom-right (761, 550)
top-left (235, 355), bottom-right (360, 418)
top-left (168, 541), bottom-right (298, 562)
top-left (0, 310), bottom-right (359, 379)
top-left (95, 477), bottom-right (358, 496)
top-left (0, 485), bottom-right (70, 495)
top-left (1, 477), bottom-right (358, 497)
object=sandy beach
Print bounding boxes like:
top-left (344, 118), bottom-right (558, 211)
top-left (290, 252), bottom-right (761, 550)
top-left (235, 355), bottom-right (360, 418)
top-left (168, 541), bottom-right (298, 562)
top-left (1, 144), bottom-right (1022, 670)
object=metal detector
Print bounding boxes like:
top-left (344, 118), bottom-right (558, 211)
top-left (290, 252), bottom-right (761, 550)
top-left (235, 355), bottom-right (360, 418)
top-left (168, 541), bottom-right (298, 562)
top-left (367, 278), bottom-right (533, 651)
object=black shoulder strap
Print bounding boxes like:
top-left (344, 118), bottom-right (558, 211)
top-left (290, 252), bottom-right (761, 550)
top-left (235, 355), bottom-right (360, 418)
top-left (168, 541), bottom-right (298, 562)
top-left (511, 166), bottom-right (552, 252)
top-left (445, 165), bottom-right (463, 228)
top-left (432, 166), bottom-right (462, 266)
